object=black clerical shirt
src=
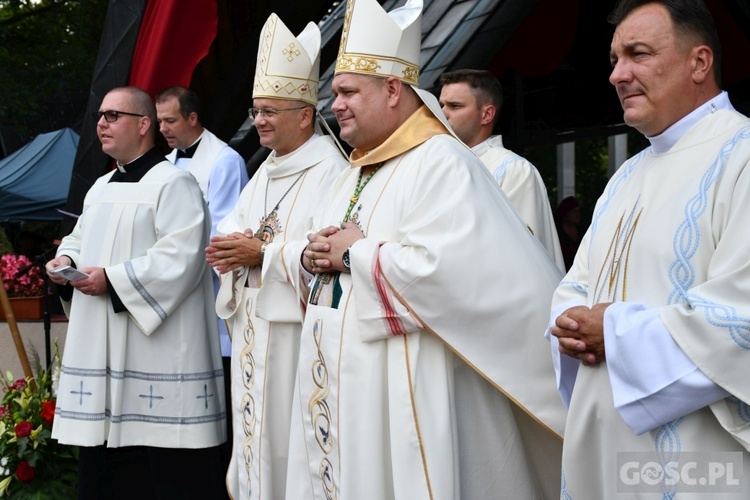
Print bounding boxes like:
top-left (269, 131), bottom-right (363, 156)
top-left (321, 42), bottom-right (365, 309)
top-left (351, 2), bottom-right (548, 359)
top-left (109, 147), bottom-right (165, 183)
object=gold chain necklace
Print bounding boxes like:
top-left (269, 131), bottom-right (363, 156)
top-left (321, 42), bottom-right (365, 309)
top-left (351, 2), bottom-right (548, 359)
top-left (341, 164), bottom-right (382, 225)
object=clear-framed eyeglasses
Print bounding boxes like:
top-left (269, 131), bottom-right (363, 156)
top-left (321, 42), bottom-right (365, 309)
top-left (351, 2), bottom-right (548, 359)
top-left (248, 106), bottom-right (308, 120)
top-left (93, 110), bottom-right (145, 123)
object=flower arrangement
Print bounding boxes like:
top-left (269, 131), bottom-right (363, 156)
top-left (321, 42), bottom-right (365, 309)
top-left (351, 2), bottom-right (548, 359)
top-left (0, 254), bottom-right (45, 298)
top-left (0, 348), bottom-right (78, 498)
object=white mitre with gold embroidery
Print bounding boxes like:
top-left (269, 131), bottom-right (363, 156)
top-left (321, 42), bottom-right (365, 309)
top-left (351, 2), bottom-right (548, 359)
top-left (253, 13), bottom-right (321, 105)
top-left (335, 0), bottom-right (421, 85)
top-left (335, 0), bottom-right (458, 138)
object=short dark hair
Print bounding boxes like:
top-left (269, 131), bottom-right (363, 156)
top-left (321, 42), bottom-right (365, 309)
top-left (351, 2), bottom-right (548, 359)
top-left (440, 69), bottom-right (503, 121)
top-left (155, 85), bottom-right (202, 121)
top-left (608, 0), bottom-right (722, 86)
top-left (110, 86), bottom-right (157, 136)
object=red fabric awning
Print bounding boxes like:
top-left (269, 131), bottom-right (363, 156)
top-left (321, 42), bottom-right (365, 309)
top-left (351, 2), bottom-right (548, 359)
top-left (128, 0), bottom-right (219, 96)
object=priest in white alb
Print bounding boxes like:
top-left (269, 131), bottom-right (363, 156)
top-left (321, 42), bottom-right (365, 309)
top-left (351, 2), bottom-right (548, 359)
top-left (438, 68), bottom-right (564, 271)
top-left (549, 1), bottom-right (750, 498)
top-left (205, 14), bottom-right (347, 500)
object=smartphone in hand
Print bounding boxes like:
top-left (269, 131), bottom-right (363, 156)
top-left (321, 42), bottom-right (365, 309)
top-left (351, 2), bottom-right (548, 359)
top-left (49, 265), bottom-right (89, 281)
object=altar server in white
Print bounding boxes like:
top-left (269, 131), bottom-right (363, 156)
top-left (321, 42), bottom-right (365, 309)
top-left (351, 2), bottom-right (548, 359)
top-left (549, 1), bottom-right (750, 498)
top-left (267, 0), bottom-right (567, 498)
top-left (439, 69), bottom-right (564, 271)
top-left (156, 86), bottom-right (248, 473)
top-left (205, 14), bottom-right (346, 500)
top-left (46, 86), bottom-right (226, 499)
top-left (157, 85), bottom-right (248, 239)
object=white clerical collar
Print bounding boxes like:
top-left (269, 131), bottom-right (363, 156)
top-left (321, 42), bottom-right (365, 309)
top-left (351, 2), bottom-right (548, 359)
top-left (116, 151), bottom-right (148, 172)
top-left (648, 91), bottom-right (734, 154)
top-left (471, 135), bottom-right (504, 156)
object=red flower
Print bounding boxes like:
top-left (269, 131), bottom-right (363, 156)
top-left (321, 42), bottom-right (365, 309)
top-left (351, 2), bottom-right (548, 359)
top-left (14, 421), bottom-right (32, 438)
top-left (0, 405), bottom-right (7, 418)
top-left (11, 378), bottom-right (27, 391)
top-left (1, 254), bottom-right (45, 297)
top-left (40, 400), bottom-right (56, 426)
top-left (15, 460), bottom-right (35, 483)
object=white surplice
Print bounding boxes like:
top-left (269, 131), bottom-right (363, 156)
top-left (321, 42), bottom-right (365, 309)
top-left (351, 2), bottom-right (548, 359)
top-left (473, 135), bottom-right (565, 272)
top-left (52, 162), bottom-right (226, 449)
top-left (269, 107), bottom-right (566, 500)
top-left (217, 135), bottom-right (346, 500)
top-left (550, 106), bottom-right (750, 499)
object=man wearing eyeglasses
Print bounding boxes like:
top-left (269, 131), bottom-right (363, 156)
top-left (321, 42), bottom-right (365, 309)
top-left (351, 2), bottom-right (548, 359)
top-left (46, 86), bottom-right (227, 499)
top-left (204, 14), bottom-right (346, 500)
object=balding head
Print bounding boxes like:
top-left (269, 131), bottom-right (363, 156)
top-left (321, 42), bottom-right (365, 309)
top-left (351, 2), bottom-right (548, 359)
top-left (96, 86), bottom-right (156, 164)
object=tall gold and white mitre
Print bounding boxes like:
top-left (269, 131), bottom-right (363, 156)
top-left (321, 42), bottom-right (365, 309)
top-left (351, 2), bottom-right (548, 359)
top-left (334, 0), bottom-right (454, 133)
top-left (253, 13), bottom-right (321, 105)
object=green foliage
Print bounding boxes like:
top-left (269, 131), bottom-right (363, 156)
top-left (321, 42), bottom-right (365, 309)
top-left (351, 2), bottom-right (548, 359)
top-left (523, 134), bottom-right (647, 231)
top-left (0, 344), bottom-right (78, 498)
top-left (0, 0), bottom-right (108, 141)
top-left (0, 227), bottom-right (11, 255)
top-left (574, 137), bottom-right (610, 228)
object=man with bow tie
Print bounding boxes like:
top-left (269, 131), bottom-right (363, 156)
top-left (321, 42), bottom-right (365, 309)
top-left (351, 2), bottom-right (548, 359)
top-left (156, 86), bottom-right (248, 239)
top-left (156, 85), bottom-right (248, 488)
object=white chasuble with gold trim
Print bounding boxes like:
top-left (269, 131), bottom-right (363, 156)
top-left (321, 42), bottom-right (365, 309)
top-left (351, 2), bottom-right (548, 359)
top-left (217, 134), bottom-right (346, 500)
top-left (274, 119), bottom-right (567, 500)
top-left (552, 109), bottom-right (750, 499)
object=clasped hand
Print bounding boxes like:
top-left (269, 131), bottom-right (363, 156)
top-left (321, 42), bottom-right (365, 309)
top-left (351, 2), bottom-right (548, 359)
top-left (550, 303), bottom-right (612, 366)
top-left (303, 222), bottom-right (363, 273)
top-left (206, 229), bottom-right (264, 273)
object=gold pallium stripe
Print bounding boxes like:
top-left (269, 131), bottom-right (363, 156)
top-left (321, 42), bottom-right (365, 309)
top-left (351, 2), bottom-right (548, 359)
top-left (381, 272), bottom-right (564, 441)
top-left (621, 209), bottom-right (642, 302)
top-left (606, 219), bottom-right (623, 298)
top-left (594, 217), bottom-right (620, 302)
top-left (403, 334), bottom-right (435, 499)
top-left (594, 206), bottom-right (642, 303)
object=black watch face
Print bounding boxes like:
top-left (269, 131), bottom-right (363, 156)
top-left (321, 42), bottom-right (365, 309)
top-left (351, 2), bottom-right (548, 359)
top-left (343, 249), bottom-right (350, 269)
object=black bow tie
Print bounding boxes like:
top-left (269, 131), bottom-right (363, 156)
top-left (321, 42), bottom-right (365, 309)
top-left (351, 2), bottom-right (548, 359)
top-left (175, 139), bottom-right (201, 159)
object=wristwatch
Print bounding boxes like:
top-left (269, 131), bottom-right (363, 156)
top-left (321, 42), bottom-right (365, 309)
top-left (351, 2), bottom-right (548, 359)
top-left (342, 247), bottom-right (351, 270)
